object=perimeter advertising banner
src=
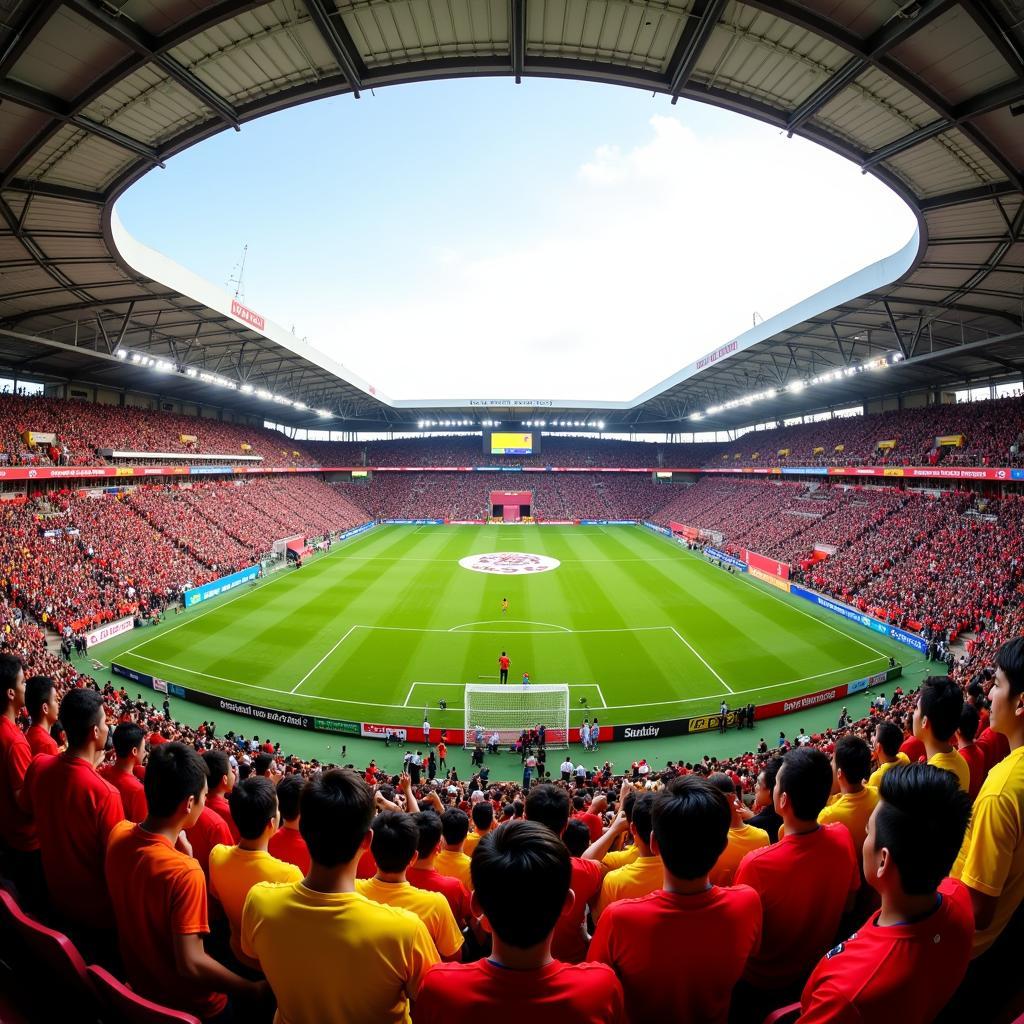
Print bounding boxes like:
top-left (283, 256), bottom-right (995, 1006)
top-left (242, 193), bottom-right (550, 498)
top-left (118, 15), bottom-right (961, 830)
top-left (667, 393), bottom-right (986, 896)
top-left (84, 615), bottom-right (135, 648)
top-left (704, 547), bottom-right (748, 572)
top-left (743, 549), bottom-right (790, 580)
top-left (183, 565), bottom-right (261, 608)
top-left (748, 565), bottom-right (792, 592)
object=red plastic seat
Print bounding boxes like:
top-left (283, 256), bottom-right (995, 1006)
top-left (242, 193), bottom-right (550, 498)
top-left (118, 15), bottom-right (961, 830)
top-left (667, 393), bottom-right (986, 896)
top-left (762, 1003), bottom-right (801, 1024)
top-left (88, 965), bottom-right (201, 1024)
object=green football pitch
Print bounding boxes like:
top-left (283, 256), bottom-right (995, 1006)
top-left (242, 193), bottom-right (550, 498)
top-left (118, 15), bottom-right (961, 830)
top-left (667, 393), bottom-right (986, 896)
top-left (103, 524), bottom-right (915, 732)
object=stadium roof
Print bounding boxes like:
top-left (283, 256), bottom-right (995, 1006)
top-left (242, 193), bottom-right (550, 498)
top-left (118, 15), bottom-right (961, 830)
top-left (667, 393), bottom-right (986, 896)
top-left (0, 0), bottom-right (1022, 433)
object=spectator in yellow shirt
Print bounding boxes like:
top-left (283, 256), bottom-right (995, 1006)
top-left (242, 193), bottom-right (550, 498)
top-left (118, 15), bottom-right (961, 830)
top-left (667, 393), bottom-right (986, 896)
top-left (357, 811), bottom-right (464, 960)
top-left (435, 808), bottom-right (473, 891)
top-left (706, 773), bottom-right (769, 885)
top-left (586, 792), bottom-right (662, 920)
top-left (462, 800), bottom-right (495, 856)
top-left (241, 769), bottom-right (437, 1024)
top-left (209, 776), bottom-right (302, 971)
top-left (818, 736), bottom-right (880, 854)
top-left (914, 677), bottom-right (971, 792)
top-left (867, 720), bottom-right (910, 789)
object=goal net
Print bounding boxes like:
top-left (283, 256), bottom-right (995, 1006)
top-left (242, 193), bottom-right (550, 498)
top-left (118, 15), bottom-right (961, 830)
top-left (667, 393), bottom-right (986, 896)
top-left (271, 535), bottom-right (305, 563)
top-left (464, 684), bottom-right (570, 750)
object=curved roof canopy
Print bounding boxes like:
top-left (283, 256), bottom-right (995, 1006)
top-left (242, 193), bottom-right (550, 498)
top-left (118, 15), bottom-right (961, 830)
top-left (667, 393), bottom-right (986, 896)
top-left (0, 0), bottom-right (1022, 432)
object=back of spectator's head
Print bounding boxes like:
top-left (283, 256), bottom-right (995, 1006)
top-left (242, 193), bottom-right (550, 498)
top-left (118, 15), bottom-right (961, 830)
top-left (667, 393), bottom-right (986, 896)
top-left (411, 810), bottom-right (442, 859)
top-left (299, 769), bottom-right (372, 868)
top-left (112, 722), bottom-right (145, 759)
top-left (630, 791), bottom-right (655, 845)
top-left (202, 749), bottom-right (232, 791)
top-left (24, 675), bottom-right (55, 720)
top-left (145, 742), bottom-right (207, 822)
top-left (834, 735), bottom-right (872, 785)
top-left (440, 807), bottom-right (469, 846)
top-left (370, 810), bottom-right (419, 872)
top-left (254, 752), bottom-right (274, 775)
top-left (869, 763), bottom-right (971, 896)
top-left (652, 777), bottom-right (730, 880)
top-left (707, 772), bottom-right (738, 799)
top-left (0, 654), bottom-right (23, 712)
top-left (915, 676), bottom-right (964, 742)
top-left (471, 800), bottom-right (494, 832)
top-left (59, 687), bottom-right (106, 749)
top-left (525, 783), bottom-right (571, 835)
top-left (563, 819), bottom-right (590, 857)
top-left (958, 702), bottom-right (979, 743)
top-left (276, 773), bottom-right (303, 823)
top-left (471, 820), bottom-right (570, 949)
top-left (776, 747), bottom-right (833, 822)
top-left (228, 776), bottom-right (279, 840)
top-left (995, 637), bottom-right (1024, 695)
top-left (874, 720), bottom-right (903, 759)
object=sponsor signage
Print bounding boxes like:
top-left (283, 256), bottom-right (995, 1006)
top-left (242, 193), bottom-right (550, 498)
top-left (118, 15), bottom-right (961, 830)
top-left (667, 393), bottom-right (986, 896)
top-left (744, 549), bottom-right (790, 580)
top-left (695, 339), bottom-right (739, 371)
top-left (189, 465), bottom-right (233, 475)
top-left (84, 615), bottom-right (135, 648)
top-left (468, 399), bottom-right (554, 407)
top-left (338, 521), bottom-right (375, 541)
top-left (183, 565), bottom-right (261, 608)
top-left (361, 723), bottom-right (408, 741)
top-left (748, 565), bottom-right (792, 592)
top-left (579, 519), bottom-right (638, 525)
top-left (888, 625), bottom-right (928, 653)
top-left (705, 547), bottom-right (748, 572)
top-left (230, 299), bottom-right (266, 331)
top-left (314, 717), bottom-right (360, 735)
top-left (381, 518), bottom-right (445, 525)
top-left (790, 584), bottom-right (890, 636)
top-left (643, 522), bottom-right (671, 536)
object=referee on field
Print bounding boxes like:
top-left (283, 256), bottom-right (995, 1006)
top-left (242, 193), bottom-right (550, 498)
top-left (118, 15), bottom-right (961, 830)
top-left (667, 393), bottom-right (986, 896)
top-left (498, 651), bottom-right (510, 685)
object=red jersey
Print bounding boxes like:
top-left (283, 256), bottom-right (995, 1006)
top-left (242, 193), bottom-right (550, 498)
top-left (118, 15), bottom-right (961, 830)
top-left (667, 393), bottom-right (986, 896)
top-left (899, 735), bottom-right (926, 763)
top-left (0, 716), bottom-right (37, 852)
top-left (205, 792), bottom-right (240, 842)
top-left (734, 823), bottom-right (859, 990)
top-left (407, 866), bottom-right (471, 924)
top-left (268, 825), bottom-right (311, 875)
top-left (498, 656), bottom-right (510, 671)
top-left (415, 958), bottom-right (625, 1023)
top-left (26, 723), bottom-right (59, 758)
top-left (98, 764), bottom-right (148, 823)
top-left (976, 727), bottom-right (1010, 774)
top-left (588, 886), bottom-right (762, 1024)
top-left (553, 857), bottom-right (603, 963)
top-left (26, 753), bottom-right (125, 925)
top-left (357, 846), bottom-right (378, 879)
top-left (957, 744), bottom-right (987, 801)
top-left (574, 810), bottom-right (604, 843)
top-left (184, 805), bottom-right (233, 881)
top-left (799, 879), bottom-right (973, 1023)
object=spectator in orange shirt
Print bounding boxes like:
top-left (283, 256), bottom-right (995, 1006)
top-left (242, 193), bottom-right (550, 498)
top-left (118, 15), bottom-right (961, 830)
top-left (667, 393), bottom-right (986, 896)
top-left (105, 741), bottom-right (266, 1020)
top-left (98, 722), bottom-right (148, 823)
top-left (24, 675), bottom-right (59, 757)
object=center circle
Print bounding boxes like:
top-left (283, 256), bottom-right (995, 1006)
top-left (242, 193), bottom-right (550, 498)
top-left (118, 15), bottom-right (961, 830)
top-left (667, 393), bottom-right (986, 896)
top-left (458, 552), bottom-right (561, 575)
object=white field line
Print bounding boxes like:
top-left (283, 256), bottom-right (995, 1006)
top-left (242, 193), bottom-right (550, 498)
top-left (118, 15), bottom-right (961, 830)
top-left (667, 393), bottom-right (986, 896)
top-left (119, 524), bottom-right (380, 658)
top-left (669, 627), bottom-right (734, 695)
top-left (448, 619), bottom-right (572, 633)
top-left (406, 680), bottom-right (605, 708)
top-left (595, 683), bottom-right (608, 708)
top-left (291, 624), bottom-right (360, 694)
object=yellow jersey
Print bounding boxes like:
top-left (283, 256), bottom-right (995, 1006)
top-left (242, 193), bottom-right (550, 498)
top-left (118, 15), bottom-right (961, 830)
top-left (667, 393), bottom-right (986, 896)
top-left (710, 823), bottom-right (770, 886)
top-left (435, 848), bottom-right (473, 891)
top-left (929, 750), bottom-right (971, 793)
top-left (357, 877), bottom-right (464, 957)
top-left (593, 854), bottom-right (662, 920)
top-left (817, 787), bottom-right (880, 853)
top-left (867, 753), bottom-right (910, 790)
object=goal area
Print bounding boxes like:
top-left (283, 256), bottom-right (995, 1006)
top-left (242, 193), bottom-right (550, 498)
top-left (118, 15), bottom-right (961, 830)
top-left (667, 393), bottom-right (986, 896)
top-left (464, 684), bottom-right (570, 750)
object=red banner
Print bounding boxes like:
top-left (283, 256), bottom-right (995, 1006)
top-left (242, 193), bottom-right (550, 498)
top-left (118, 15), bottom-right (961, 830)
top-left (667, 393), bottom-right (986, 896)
top-left (669, 521), bottom-right (700, 540)
top-left (230, 299), bottom-right (265, 331)
top-left (755, 683), bottom-right (849, 721)
top-left (743, 548), bottom-right (791, 580)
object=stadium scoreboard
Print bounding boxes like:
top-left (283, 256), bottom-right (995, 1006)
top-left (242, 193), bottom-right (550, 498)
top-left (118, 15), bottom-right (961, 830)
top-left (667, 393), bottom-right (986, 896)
top-left (485, 430), bottom-right (540, 456)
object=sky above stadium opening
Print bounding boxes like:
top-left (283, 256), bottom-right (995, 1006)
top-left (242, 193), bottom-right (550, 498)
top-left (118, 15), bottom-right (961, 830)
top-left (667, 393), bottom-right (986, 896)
top-left (117, 79), bottom-right (917, 403)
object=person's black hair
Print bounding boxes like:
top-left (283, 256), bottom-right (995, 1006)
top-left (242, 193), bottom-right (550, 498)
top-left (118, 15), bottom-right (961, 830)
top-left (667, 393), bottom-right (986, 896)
top-left (834, 735), bottom-right (872, 785)
top-left (629, 791), bottom-right (655, 845)
top-left (369, 810), bottom-right (419, 872)
top-left (202, 749), bottom-right (230, 787)
top-left (918, 676), bottom-right (964, 742)
top-left (571, 794), bottom-right (585, 812)
top-left (144, 741), bottom-right (207, 817)
top-left (112, 721), bottom-right (145, 759)
top-left (760, 757), bottom-right (783, 792)
top-left (874, 763), bottom-right (971, 895)
top-left (238, 762), bottom-right (253, 781)
top-left (440, 807), bottom-right (469, 845)
top-left (471, 820), bottom-right (570, 948)
top-left (228, 776), bottom-right (279, 840)
top-left (563, 818), bottom-right (590, 857)
top-left (652, 777), bottom-right (730, 880)
top-left (471, 801), bottom-right (493, 832)
top-left (777, 747), bottom-right (833, 821)
top-left (254, 752), bottom-right (273, 775)
top-left (0, 654), bottom-right (22, 713)
top-left (411, 810), bottom-right (443, 859)
top-left (995, 637), bottom-right (1024, 695)
top-left (59, 687), bottom-right (105, 748)
top-left (299, 769), bottom-right (372, 867)
top-left (24, 675), bottom-right (55, 719)
top-left (875, 721), bottom-right (903, 759)
top-left (525, 783), bottom-right (571, 835)
top-left (707, 772), bottom-right (738, 799)
top-left (959, 702), bottom-right (979, 743)
top-left (276, 773), bottom-right (303, 822)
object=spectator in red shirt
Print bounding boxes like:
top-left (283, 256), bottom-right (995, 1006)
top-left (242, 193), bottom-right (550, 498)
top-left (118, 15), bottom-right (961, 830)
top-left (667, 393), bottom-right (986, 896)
top-left (98, 722), bottom-right (148, 822)
top-left (957, 703), bottom-right (987, 801)
top-left (572, 793), bottom-right (605, 843)
top-left (525, 783), bottom-right (603, 963)
top-left (799, 764), bottom-right (974, 1022)
top-left (733, 747), bottom-right (860, 1017)
top-left (24, 675), bottom-right (59, 757)
top-left (185, 760), bottom-right (235, 883)
top-left (24, 686), bottom-right (124, 956)
top-left (415, 820), bottom-right (626, 1024)
top-left (406, 810), bottom-right (471, 927)
top-left (202, 749), bottom-right (240, 842)
top-left (267, 773), bottom-right (310, 875)
top-left (589, 776), bottom-right (762, 1024)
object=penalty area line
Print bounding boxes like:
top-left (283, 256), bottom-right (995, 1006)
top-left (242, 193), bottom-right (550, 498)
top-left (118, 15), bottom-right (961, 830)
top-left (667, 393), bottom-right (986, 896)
top-left (290, 624), bottom-right (361, 694)
top-left (669, 627), bottom-right (734, 694)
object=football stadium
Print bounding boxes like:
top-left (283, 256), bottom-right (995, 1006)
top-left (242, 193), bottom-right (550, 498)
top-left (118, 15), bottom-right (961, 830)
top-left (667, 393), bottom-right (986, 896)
top-left (2, 1), bottom-right (1024, 1022)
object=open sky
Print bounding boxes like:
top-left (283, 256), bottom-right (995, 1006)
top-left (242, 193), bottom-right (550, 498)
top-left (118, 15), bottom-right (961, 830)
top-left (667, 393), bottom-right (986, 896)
top-left (116, 77), bottom-right (917, 403)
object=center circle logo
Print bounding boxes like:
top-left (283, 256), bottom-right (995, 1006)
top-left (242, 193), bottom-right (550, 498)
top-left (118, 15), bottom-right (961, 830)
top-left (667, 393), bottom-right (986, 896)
top-left (458, 552), bottom-right (561, 575)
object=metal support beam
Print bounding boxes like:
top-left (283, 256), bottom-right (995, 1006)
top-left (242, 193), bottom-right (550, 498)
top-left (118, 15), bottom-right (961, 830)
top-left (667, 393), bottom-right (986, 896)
top-left (0, 0), bottom-right (62, 77)
top-left (667, 0), bottom-right (726, 102)
top-left (918, 181), bottom-right (1020, 212)
top-left (511, 0), bottom-right (527, 83)
top-left (861, 119), bottom-right (949, 170)
top-left (302, 0), bottom-right (364, 97)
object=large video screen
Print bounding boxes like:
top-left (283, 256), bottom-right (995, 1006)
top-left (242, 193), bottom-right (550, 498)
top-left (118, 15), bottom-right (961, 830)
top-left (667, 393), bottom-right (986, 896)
top-left (488, 431), bottom-right (536, 456)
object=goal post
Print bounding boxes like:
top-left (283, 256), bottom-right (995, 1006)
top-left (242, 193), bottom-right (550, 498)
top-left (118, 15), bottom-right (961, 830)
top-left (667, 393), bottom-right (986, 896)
top-left (464, 684), bottom-right (570, 750)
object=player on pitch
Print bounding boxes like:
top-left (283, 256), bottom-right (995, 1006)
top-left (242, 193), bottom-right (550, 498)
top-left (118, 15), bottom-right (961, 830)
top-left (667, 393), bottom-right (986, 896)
top-left (499, 651), bottom-right (510, 685)
top-left (501, 598), bottom-right (509, 615)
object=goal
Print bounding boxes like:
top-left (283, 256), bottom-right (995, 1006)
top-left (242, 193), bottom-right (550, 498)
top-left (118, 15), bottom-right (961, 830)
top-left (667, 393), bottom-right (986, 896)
top-left (463, 684), bottom-right (570, 750)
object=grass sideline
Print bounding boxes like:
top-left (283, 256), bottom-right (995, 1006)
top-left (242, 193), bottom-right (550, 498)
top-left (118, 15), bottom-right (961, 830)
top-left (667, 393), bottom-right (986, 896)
top-left (99, 524), bottom-right (921, 735)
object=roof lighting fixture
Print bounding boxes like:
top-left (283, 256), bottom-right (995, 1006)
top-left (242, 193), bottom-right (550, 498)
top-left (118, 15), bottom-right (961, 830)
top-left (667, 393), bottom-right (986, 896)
top-left (316, 409), bottom-right (331, 418)
top-left (115, 348), bottom-right (127, 359)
